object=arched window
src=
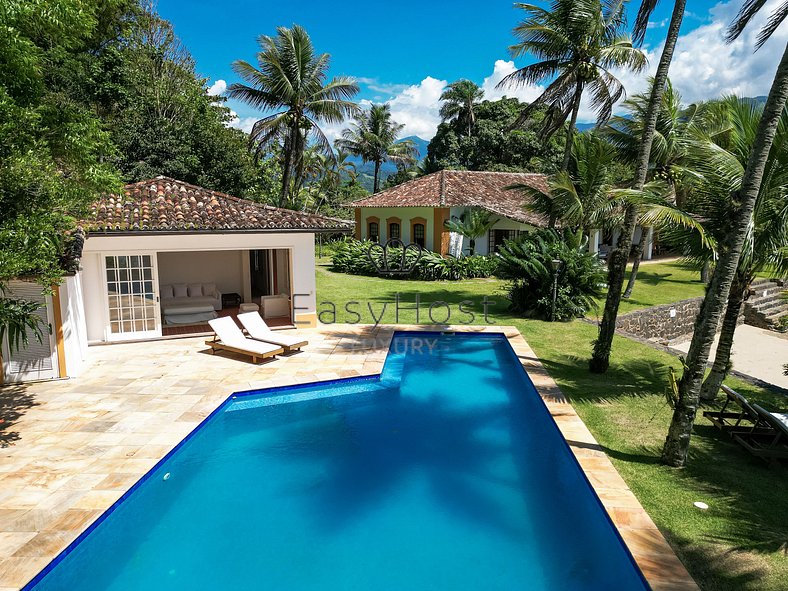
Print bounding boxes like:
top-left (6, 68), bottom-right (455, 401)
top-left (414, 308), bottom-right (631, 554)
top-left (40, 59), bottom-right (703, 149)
top-left (368, 221), bottom-right (379, 242)
top-left (413, 223), bottom-right (425, 247)
top-left (389, 222), bottom-right (400, 240)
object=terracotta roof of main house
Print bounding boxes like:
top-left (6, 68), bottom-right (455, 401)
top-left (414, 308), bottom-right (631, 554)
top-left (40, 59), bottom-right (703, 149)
top-left (85, 177), bottom-right (354, 234)
top-left (349, 170), bottom-right (551, 226)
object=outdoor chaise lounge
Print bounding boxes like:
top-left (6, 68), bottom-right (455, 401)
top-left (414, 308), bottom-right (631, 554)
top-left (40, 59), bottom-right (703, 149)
top-left (237, 311), bottom-right (308, 353)
top-left (206, 316), bottom-right (284, 363)
top-left (733, 404), bottom-right (788, 463)
top-left (703, 385), bottom-right (765, 435)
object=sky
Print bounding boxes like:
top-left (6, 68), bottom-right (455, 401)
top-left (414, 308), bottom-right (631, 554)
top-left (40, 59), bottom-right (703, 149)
top-left (157, 0), bottom-right (788, 141)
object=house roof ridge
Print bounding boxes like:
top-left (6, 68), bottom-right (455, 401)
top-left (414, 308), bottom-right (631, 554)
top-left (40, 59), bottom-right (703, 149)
top-left (345, 169), bottom-right (550, 227)
top-left (87, 177), bottom-right (354, 234)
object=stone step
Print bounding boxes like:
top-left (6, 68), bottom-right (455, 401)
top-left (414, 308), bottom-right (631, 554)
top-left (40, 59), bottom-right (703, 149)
top-left (753, 298), bottom-right (788, 313)
top-left (763, 309), bottom-right (788, 322)
top-left (750, 287), bottom-right (786, 301)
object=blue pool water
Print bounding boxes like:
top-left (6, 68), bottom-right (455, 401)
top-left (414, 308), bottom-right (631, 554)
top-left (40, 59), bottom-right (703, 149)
top-left (26, 332), bottom-right (649, 590)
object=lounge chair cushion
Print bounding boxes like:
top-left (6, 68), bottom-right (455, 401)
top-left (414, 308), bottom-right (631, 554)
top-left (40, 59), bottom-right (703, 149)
top-left (208, 317), bottom-right (282, 356)
top-left (237, 312), bottom-right (307, 349)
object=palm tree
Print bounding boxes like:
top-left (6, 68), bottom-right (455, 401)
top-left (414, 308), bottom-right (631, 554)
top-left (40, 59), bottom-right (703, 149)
top-left (514, 133), bottom-right (618, 237)
top-left (439, 80), bottom-right (484, 137)
top-left (444, 208), bottom-right (497, 255)
top-left (662, 4), bottom-right (788, 467)
top-left (227, 25), bottom-right (359, 208)
top-left (517, 131), bottom-right (704, 250)
top-left (602, 78), bottom-right (707, 297)
top-left (661, 98), bottom-right (788, 401)
top-left (589, 0), bottom-right (687, 373)
top-left (335, 104), bottom-right (417, 193)
top-left (311, 151), bottom-right (357, 214)
top-left (498, 0), bottom-right (646, 171)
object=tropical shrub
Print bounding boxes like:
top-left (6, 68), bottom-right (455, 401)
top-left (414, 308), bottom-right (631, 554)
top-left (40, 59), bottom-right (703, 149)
top-left (497, 229), bottom-right (606, 320)
top-left (330, 239), bottom-right (499, 280)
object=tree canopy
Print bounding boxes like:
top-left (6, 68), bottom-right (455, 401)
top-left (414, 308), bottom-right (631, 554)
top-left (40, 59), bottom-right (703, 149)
top-left (426, 97), bottom-right (565, 173)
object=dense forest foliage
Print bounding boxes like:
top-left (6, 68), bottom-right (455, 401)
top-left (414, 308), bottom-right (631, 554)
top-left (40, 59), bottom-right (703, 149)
top-left (426, 98), bottom-right (566, 174)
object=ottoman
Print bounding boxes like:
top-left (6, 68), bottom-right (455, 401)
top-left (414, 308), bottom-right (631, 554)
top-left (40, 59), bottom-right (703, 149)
top-left (163, 304), bottom-right (218, 325)
top-left (239, 302), bottom-right (260, 313)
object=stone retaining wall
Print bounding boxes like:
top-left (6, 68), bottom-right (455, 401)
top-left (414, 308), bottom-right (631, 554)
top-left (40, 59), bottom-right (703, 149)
top-left (615, 297), bottom-right (705, 342)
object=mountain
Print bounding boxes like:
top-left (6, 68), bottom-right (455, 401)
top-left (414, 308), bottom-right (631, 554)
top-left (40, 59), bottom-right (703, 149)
top-left (346, 135), bottom-right (429, 188)
top-left (400, 135), bottom-right (430, 160)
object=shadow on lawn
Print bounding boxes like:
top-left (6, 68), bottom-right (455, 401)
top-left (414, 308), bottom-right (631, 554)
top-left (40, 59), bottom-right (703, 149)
top-left (538, 353), bottom-right (671, 404)
top-left (0, 384), bottom-right (38, 447)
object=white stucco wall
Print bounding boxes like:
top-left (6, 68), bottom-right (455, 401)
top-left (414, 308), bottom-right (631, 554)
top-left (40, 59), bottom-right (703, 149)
top-left (447, 207), bottom-right (535, 256)
top-left (157, 250), bottom-right (246, 295)
top-left (81, 232), bottom-right (317, 342)
top-left (58, 274), bottom-right (89, 377)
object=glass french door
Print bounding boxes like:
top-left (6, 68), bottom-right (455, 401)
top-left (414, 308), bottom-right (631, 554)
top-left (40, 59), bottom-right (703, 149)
top-left (103, 253), bottom-right (161, 340)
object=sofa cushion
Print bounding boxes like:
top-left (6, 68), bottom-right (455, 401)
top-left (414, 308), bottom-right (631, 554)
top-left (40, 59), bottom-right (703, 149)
top-left (202, 282), bottom-right (217, 297)
top-left (188, 283), bottom-right (203, 297)
top-left (164, 296), bottom-right (218, 309)
top-left (173, 283), bottom-right (188, 298)
top-left (160, 284), bottom-right (174, 299)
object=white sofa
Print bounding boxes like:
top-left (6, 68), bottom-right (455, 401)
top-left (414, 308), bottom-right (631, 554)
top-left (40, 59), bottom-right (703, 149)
top-left (160, 283), bottom-right (222, 312)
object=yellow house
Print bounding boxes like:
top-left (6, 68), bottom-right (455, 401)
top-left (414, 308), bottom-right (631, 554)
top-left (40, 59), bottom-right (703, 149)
top-left (350, 170), bottom-right (551, 256)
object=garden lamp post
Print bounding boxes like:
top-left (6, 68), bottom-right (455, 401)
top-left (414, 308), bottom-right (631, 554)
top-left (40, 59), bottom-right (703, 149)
top-left (550, 258), bottom-right (562, 322)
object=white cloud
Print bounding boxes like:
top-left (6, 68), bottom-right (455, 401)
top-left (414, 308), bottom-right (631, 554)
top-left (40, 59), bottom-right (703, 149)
top-left (482, 59), bottom-right (545, 103)
top-left (386, 76), bottom-right (447, 139)
top-left (574, 0), bottom-right (788, 123)
top-left (207, 79), bottom-right (227, 96)
top-left (658, 0), bottom-right (787, 104)
top-left (227, 110), bottom-right (257, 134)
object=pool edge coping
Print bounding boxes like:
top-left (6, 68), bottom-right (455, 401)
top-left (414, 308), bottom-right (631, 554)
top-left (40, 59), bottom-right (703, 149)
top-left (14, 324), bottom-right (699, 591)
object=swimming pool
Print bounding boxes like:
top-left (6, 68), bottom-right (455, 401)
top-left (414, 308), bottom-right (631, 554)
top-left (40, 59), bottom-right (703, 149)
top-left (25, 332), bottom-right (649, 590)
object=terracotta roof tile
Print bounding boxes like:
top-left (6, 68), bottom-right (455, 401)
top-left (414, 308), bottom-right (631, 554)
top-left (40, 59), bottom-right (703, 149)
top-left (350, 170), bottom-right (550, 226)
top-left (85, 177), bottom-right (354, 234)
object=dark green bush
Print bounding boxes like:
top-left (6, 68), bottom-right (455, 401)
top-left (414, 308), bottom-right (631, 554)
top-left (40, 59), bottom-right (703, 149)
top-left (330, 239), bottom-right (499, 281)
top-left (497, 229), bottom-right (605, 320)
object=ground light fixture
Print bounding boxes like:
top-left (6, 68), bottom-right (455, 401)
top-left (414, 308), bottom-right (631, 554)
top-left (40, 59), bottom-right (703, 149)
top-left (550, 258), bottom-right (562, 322)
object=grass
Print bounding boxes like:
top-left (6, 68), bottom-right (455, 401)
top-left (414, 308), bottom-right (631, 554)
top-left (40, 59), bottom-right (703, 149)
top-left (315, 258), bottom-right (788, 591)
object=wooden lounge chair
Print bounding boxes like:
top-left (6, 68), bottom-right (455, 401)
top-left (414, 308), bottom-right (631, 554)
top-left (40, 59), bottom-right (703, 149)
top-left (703, 386), bottom-right (766, 436)
top-left (733, 404), bottom-right (788, 463)
top-left (237, 312), bottom-right (308, 353)
top-left (205, 317), bottom-right (284, 364)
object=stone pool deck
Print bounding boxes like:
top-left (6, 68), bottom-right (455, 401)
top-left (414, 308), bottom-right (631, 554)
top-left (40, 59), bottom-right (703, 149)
top-left (0, 325), bottom-right (697, 590)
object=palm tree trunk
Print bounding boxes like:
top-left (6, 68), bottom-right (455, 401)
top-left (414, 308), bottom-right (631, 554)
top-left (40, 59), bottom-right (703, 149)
top-left (291, 136), bottom-right (307, 206)
top-left (700, 260), bottom-right (711, 283)
top-left (373, 160), bottom-right (382, 193)
top-left (699, 274), bottom-right (748, 401)
top-left (280, 125), bottom-right (298, 208)
top-left (662, 40), bottom-right (788, 468)
top-left (589, 0), bottom-right (686, 373)
top-left (561, 83), bottom-right (583, 171)
top-left (622, 240), bottom-right (645, 299)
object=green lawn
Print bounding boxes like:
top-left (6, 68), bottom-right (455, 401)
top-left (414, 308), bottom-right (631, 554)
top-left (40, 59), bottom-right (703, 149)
top-left (315, 259), bottom-right (788, 591)
top-left (601, 259), bottom-right (707, 315)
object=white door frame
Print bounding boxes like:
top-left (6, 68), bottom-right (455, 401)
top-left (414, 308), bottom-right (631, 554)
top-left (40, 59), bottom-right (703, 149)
top-left (1, 283), bottom-right (59, 382)
top-left (100, 252), bottom-right (162, 341)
